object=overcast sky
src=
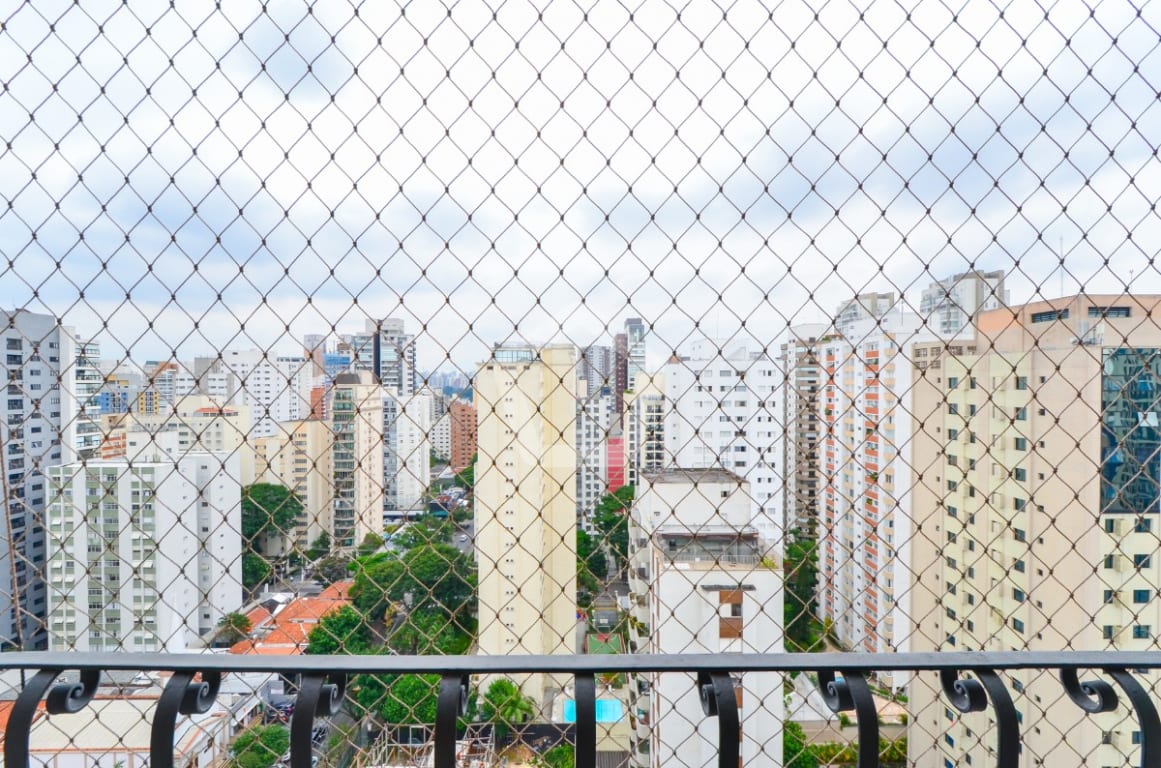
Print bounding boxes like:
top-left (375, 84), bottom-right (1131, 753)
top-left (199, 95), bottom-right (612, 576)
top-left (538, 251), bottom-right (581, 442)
top-left (1, 0), bottom-right (1159, 374)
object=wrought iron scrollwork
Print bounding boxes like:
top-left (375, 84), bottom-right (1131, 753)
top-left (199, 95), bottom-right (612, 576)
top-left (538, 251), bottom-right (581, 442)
top-left (1104, 670), bottom-right (1158, 768)
top-left (151, 671), bottom-right (223, 768)
top-left (291, 673), bottom-right (347, 768)
top-left (817, 670), bottom-right (879, 768)
top-left (940, 669), bottom-right (1019, 768)
top-left (5, 668), bottom-right (100, 768)
top-left (698, 671), bottom-right (739, 768)
top-left (434, 674), bottom-right (470, 768)
top-left (1060, 668), bottom-right (1118, 713)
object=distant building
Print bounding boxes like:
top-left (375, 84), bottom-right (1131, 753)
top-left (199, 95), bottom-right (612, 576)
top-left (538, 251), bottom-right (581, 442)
top-left (576, 382), bottom-right (613, 522)
top-left (475, 344), bottom-right (577, 701)
top-left (346, 318), bottom-right (417, 396)
top-left (71, 336), bottom-right (103, 460)
top-left (624, 373), bottom-right (665, 489)
top-left (330, 372), bottom-right (385, 550)
top-left (449, 400), bottom-right (477, 472)
top-left (779, 324), bottom-right (828, 533)
top-left (0, 309), bottom-right (73, 650)
top-left (919, 269), bottom-right (1008, 336)
top-left (253, 419), bottom-right (335, 555)
top-left (45, 449), bottom-right (242, 652)
top-left (383, 388), bottom-right (432, 512)
top-left (833, 292), bottom-right (896, 336)
top-left (626, 469), bottom-right (783, 768)
top-left (659, 338), bottom-right (784, 549)
top-left (614, 333), bottom-right (629, 414)
top-left (624, 318), bottom-right (647, 389)
top-left (214, 349), bottom-right (313, 439)
top-left (580, 344), bottom-right (615, 394)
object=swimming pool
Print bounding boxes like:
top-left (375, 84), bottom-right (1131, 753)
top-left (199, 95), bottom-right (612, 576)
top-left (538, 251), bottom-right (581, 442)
top-left (562, 698), bottom-right (624, 723)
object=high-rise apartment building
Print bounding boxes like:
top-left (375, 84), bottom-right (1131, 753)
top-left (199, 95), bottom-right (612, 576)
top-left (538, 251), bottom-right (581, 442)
top-left (71, 336), bottom-right (103, 460)
top-left (624, 318), bottom-right (647, 390)
top-left (382, 388), bottom-right (432, 513)
top-left (253, 419), bottom-right (334, 555)
top-left (779, 324), bottom-right (828, 533)
top-left (475, 344), bottom-right (577, 700)
top-left (834, 292), bottom-right (897, 336)
top-left (98, 396), bottom-right (256, 485)
top-left (330, 372), bottom-right (384, 551)
top-left (580, 344), bottom-right (615, 394)
top-left (919, 269), bottom-right (1009, 336)
top-left (347, 318), bottom-right (417, 396)
top-left (659, 338), bottom-right (784, 549)
top-left (624, 372), bottom-right (665, 489)
top-left (576, 382), bottom-right (613, 523)
top-left (614, 333), bottom-right (629, 415)
top-left (449, 400), bottom-right (477, 472)
top-left (816, 310), bottom-right (943, 679)
top-left (213, 350), bottom-right (313, 439)
top-left (45, 450), bottom-right (242, 652)
top-left (1, 309), bottom-right (73, 650)
top-left (626, 469), bottom-right (783, 768)
top-left (908, 295), bottom-right (1161, 768)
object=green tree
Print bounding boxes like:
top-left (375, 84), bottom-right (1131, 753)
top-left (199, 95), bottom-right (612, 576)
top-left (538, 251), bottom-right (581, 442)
top-left (360, 673), bottom-right (439, 726)
top-left (314, 554), bottom-right (353, 586)
top-left (306, 532), bottom-right (330, 561)
top-left (358, 532), bottom-right (384, 556)
top-left (397, 543), bottom-right (475, 615)
top-left (243, 552), bottom-right (272, 592)
top-left (241, 484), bottom-right (303, 547)
top-left (351, 556), bottom-right (406, 621)
top-left (215, 612), bottom-right (252, 646)
top-left (784, 528), bottom-right (822, 651)
top-left (453, 455), bottom-right (476, 490)
top-left (389, 611), bottom-right (471, 655)
top-left (593, 486), bottom-right (633, 570)
top-left (230, 725), bottom-right (289, 768)
top-left (305, 605), bottom-right (371, 655)
top-left (478, 678), bottom-right (536, 740)
top-left (577, 528), bottom-right (608, 580)
top-left (783, 722), bottom-right (818, 768)
top-left (534, 744), bottom-right (573, 768)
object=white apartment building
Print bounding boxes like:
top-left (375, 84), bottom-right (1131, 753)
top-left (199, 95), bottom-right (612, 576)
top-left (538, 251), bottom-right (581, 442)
top-left (576, 381), bottom-right (613, 523)
top-left (215, 349), bottom-right (313, 439)
top-left (834, 292), bottom-right (897, 336)
top-left (624, 373), bottom-right (665, 489)
top-left (72, 336), bottom-right (103, 460)
top-left (816, 311), bottom-right (944, 680)
top-left (660, 339), bottom-right (785, 550)
top-left (383, 388), bottom-right (432, 512)
top-left (624, 318), bottom-right (647, 389)
top-left (626, 469), bottom-right (783, 768)
top-left (346, 318), bottom-right (417, 396)
top-left (918, 269), bottom-right (1008, 336)
top-left (475, 344), bottom-right (577, 701)
top-left (45, 447), bottom-right (242, 652)
top-left (1, 309), bottom-right (73, 650)
top-left (331, 372), bottom-right (384, 550)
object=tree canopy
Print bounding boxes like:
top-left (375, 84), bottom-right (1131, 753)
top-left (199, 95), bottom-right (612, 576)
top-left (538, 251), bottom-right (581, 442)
top-left (241, 484), bottom-right (303, 544)
top-left (479, 678), bottom-right (536, 739)
top-left (230, 725), bottom-right (289, 768)
top-left (306, 605), bottom-right (371, 655)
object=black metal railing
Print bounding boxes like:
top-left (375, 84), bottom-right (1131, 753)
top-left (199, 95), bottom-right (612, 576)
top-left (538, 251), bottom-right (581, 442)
top-left (4, 652), bottom-right (1161, 768)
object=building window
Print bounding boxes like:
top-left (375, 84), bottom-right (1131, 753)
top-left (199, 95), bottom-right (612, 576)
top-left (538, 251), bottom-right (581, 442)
top-left (1014, 468), bottom-right (1027, 481)
top-left (1135, 554), bottom-right (1152, 568)
top-left (1090, 306), bottom-right (1131, 318)
top-left (1104, 590), bottom-right (1115, 604)
top-left (1014, 407), bottom-right (1027, 421)
top-left (1012, 618), bottom-right (1025, 634)
top-left (1136, 518), bottom-right (1153, 533)
top-left (948, 377), bottom-right (959, 388)
top-left (1013, 589), bottom-right (1026, 602)
top-left (1014, 437), bottom-right (1028, 451)
top-left (1016, 376), bottom-right (1028, 390)
top-left (1133, 589), bottom-right (1152, 604)
top-left (1103, 625), bottom-right (1115, 639)
top-left (1134, 625), bottom-right (1152, 639)
top-left (1031, 309), bottom-right (1069, 323)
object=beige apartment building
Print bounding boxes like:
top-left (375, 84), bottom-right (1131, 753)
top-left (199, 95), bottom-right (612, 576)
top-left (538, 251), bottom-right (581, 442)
top-left (474, 344), bottom-right (578, 703)
top-left (253, 419), bottom-right (335, 555)
top-left (100, 395), bottom-right (256, 485)
top-left (330, 372), bottom-right (384, 551)
top-left (908, 295), bottom-right (1161, 768)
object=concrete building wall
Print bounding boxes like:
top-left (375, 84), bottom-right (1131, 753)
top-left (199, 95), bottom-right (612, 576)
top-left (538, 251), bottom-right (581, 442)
top-left (449, 400), bottom-right (477, 472)
top-left (331, 373), bottom-right (384, 551)
top-left (475, 345), bottom-right (578, 701)
top-left (253, 419), bottom-right (335, 553)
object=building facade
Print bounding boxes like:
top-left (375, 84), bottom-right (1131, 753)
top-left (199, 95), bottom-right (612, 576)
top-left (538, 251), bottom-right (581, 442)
top-left (449, 400), bottom-right (477, 472)
top-left (908, 295), bottom-right (1161, 768)
top-left (918, 269), bottom-right (1008, 336)
top-left (0, 309), bottom-right (73, 650)
top-left (330, 372), bottom-right (385, 551)
top-left (474, 344), bottom-right (578, 700)
top-left (347, 318), bottom-right (417, 396)
top-left (45, 451), bottom-right (242, 652)
top-left (383, 388), bottom-right (432, 512)
top-left (659, 339), bottom-right (784, 550)
top-left (779, 324), bottom-right (827, 534)
top-left (253, 419), bottom-right (335, 555)
top-left (626, 470), bottom-right (783, 768)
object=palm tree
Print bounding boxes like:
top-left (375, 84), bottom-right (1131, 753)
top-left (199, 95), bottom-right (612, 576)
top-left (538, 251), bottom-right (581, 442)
top-left (479, 678), bottom-right (536, 741)
top-left (215, 612), bottom-right (253, 646)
